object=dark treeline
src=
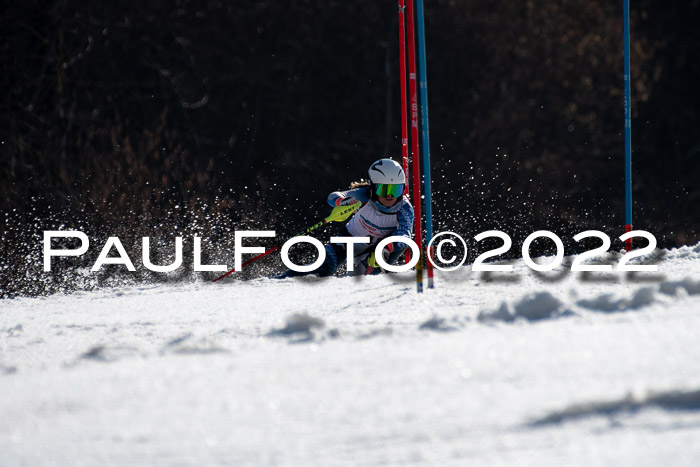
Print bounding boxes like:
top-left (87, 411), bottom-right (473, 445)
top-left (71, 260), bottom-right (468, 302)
top-left (1, 0), bottom-right (699, 296)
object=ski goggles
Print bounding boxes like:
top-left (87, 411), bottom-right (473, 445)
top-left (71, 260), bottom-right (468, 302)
top-left (374, 183), bottom-right (405, 198)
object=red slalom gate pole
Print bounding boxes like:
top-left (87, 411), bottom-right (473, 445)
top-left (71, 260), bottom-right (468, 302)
top-left (398, 0), bottom-right (409, 194)
top-left (406, 0), bottom-right (424, 293)
top-left (398, 0), bottom-right (411, 265)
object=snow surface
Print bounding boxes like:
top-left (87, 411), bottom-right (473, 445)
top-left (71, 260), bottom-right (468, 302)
top-left (2, 244), bottom-right (700, 466)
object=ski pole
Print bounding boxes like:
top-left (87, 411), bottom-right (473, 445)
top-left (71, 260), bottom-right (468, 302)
top-left (212, 202), bottom-right (361, 282)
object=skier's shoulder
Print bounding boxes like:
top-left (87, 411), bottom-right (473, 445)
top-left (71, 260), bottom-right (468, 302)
top-left (397, 196), bottom-right (414, 215)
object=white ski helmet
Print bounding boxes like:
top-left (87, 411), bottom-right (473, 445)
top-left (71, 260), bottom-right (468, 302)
top-left (368, 158), bottom-right (406, 185)
top-left (368, 158), bottom-right (406, 201)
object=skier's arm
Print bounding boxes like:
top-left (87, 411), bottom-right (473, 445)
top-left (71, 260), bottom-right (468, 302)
top-left (327, 187), bottom-right (371, 207)
top-left (377, 201), bottom-right (415, 264)
top-left (393, 200), bottom-right (414, 239)
top-left (388, 200), bottom-right (415, 254)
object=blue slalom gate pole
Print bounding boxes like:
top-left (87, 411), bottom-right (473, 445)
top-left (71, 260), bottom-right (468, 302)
top-left (415, 0), bottom-right (435, 288)
top-left (623, 0), bottom-right (633, 250)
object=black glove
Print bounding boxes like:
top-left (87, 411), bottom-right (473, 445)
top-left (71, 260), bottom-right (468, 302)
top-left (382, 241), bottom-right (408, 265)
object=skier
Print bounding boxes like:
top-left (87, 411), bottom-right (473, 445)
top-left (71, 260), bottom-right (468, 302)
top-left (274, 158), bottom-right (414, 278)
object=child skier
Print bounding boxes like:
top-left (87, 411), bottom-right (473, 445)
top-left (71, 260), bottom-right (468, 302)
top-left (275, 158), bottom-right (414, 278)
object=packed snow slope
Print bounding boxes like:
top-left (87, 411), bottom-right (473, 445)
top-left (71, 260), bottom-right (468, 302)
top-left (2, 244), bottom-right (700, 466)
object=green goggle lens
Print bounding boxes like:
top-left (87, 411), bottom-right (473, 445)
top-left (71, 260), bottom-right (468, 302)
top-left (374, 183), bottom-right (404, 198)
